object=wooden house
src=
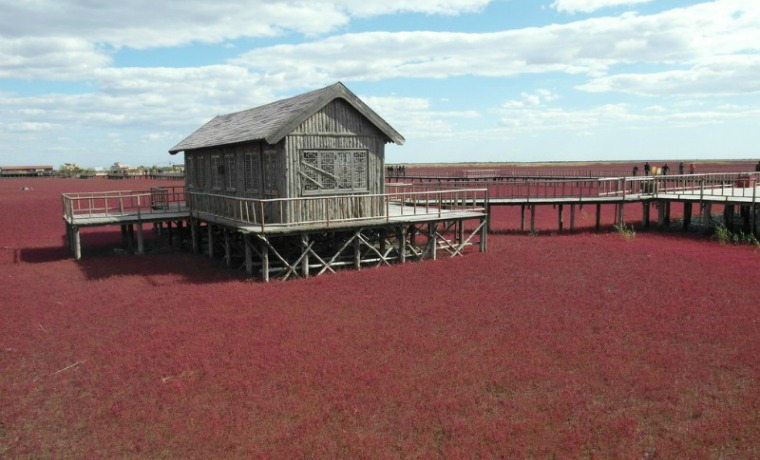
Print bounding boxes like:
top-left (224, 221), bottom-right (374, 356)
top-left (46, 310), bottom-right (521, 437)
top-left (169, 82), bottom-right (404, 225)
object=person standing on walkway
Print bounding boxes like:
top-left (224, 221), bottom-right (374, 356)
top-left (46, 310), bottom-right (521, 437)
top-left (632, 165), bottom-right (639, 176)
top-left (662, 164), bottom-right (669, 175)
top-left (689, 163), bottom-right (696, 174)
top-left (644, 162), bottom-right (650, 176)
top-left (755, 161), bottom-right (760, 172)
top-left (679, 162), bottom-right (685, 174)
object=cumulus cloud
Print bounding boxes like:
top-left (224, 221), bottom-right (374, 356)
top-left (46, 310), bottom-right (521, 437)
top-left (230, 0), bottom-right (760, 94)
top-left (551, 0), bottom-right (653, 14)
top-left (0, 0), bottom-right (490, 48)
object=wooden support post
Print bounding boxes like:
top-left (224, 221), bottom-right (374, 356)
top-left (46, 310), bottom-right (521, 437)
top-left (354, 232), bottom-right (361, 269)
top-left (261, 238), bottom-right (269, 282)
top-left (702, 202), bottom-right (713, 232)
top-left (398, 226), bottom-right (407, 264)
top-left (616, 203), bottom-right (624, 226)
top-left (683, 202), bottom-right (692, 231)
top-left (136, 223), bottom-right (144, 255)
top-left (208, 224), bottom-right (214, 258)
top-left (665, 201), bottom-right (671, 224)
top-left (73, 226), bottom-right (81, 260)
top-left (480, 217), bottom-right (487, 253)
top-left (244, 234), bottom-right (253, 276)
top-left (558, 204), bottom-right (564, 233)
top-left (410, 225), bottom-right (417, 248)
top-left (127, 224), bottom-right (135, 254)
top-left (724, 204), bottom-right (734, 231)
top-left (301, 233), bottom-right (310, 278)
top-left (658, 201), bottom-right (666, 229)
top-left (224, 228), bottom-right (231, 268)
top-left (595, 203), bottom-right (601, 232)
top-left (457, 220), bottom-right (464, 247)
top-left (120, 224), bottom-right (128, 247)
top-left (570, 204), bottom-right (575, 232)
top-left (752, 205), bottom-right (758, 236)
top-left (191, 220), bottom-right (198, 254)
top-left (167, 220), bottom-right (174, 246)
top-left (643, 202), bottom-right (650, 229)
top-left (430, 223), bottom-right (438, 260)
top-left (530, 205), bottom-right (536, 234)
top-left (65, 223), bottom-right (71, 249)
top-left (520, 205), bottom-right (526, 232)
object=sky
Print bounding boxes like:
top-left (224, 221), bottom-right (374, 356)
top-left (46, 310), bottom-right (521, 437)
top-left (1, 0), bottom-right (759, 168)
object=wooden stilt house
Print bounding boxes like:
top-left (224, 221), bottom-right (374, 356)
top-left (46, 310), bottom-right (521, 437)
top-left (169, 82), bottom-right (405, 225)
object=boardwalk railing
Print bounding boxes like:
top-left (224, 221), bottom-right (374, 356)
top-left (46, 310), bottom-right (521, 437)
top-left (188, 188), bottom-right (489, 232)
top-left (62, 186), bottom-right (186, 221)
top-left (393, 172), bottom-right (760, 203)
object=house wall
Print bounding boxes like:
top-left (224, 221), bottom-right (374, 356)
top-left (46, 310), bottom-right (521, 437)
top-left (183, 98), bottom-right (388, 225)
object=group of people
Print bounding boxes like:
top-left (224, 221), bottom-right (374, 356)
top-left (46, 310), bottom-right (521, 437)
top-left (632, 161), bottom-right (695, 176)
top-left (387, 165), bottom-right (407, 177)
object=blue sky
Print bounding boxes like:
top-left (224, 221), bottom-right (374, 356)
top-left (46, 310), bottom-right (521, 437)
top-left (1, 0), bottom-right (759, 168)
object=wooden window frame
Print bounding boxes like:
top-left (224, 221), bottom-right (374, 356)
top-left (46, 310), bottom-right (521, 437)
top-left (300, 149), bottom-right (369, 196)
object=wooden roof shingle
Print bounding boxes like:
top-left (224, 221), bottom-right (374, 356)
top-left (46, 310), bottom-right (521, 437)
top-left (169, 82), bottom-right (404, 154)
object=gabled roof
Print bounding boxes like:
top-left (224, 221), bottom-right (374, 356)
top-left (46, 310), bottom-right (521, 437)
top-left (169, 82), bottom-right (404, 154)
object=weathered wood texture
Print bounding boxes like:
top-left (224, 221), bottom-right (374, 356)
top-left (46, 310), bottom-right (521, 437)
top-left (183, 99), bottom-right (388, 224)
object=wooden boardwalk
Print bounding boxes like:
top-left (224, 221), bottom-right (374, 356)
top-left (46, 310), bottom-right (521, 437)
top-left (61, 173), bottom-right (760, 278)
top-left (62, 187), bottom-right (489, 281)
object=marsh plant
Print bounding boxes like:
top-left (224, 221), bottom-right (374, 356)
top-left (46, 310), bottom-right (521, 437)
top-left (712, 225), bottom-right (760, 248)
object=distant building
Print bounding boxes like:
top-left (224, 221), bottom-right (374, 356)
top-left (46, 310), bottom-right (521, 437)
top-left (0, 165), bottom-right (54, 177)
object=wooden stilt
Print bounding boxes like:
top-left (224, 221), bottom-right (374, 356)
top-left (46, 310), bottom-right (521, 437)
top-left (702, 203), bottom-right (712, 232)
top-left (618, 203), bottom-right (625, 226)
top-left (244, 234), bottom-right (253, 275)
top-left (73, 226), bottom-right (81, 260)
top-left (208, 224), bottom-right (214, 258)
top-left (520, 205), bottom-right (526, 232)
top-left (530, 205), bottom-right (536, 234)
top-left (724, 204), bottom-right (734, 231)
top-left (643, 202), bottom-right (650, 228)
top-left (398, 226), bottom-right (407, 264)
top-left (224, 228), bottom-right (231, 268)
top-left (261, 238), bottom-right (269, 282)
top-left (301, 233), bottom-right (310, 278)
top-left (354, 232), bottom-right (361, 269)
top-left (595, 203), bottom-right (601, 232)
top-left (480, 217), bottom-right (487, 252)
top-left (570, 204), bottom-right (575, 232)
top-left (683, 202), bottom-right (692, 231)
top-left (136, 223), bottom-right (144, 255)
top-left (430, 223), bottom-right (438, 260)
top-left (120, 225), bottom-right (128, 247)
top-left (558, 204), bottom-right (564, 233)
top-left (127, 224), bottom-right (134, 254)
top-left (191, 220), bottom-right (198, 254)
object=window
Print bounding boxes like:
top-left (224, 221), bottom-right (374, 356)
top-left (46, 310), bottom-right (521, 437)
top-left (210, 154), bottom-right (223, 190)
top-left (224, 153), bottom-right (236, 190)
top-left (263, 145), bottom-right (279, 195)
top-left (244, 150), bottom-right (260, 193)
top-left (301, 150), bottom-right (368, 194)
top-left (195, 155), bottom-right (206, 189)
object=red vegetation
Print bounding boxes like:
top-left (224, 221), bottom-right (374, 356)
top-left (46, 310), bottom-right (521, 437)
top-left (1, 176), bottom-right (760, 457)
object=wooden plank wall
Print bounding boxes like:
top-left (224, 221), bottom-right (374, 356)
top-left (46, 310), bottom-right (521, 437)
top-left (182, 99), bottom-right (388, 225)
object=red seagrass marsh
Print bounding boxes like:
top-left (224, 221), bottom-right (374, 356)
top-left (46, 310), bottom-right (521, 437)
top-left (2, 168), bottom-right (760, 457)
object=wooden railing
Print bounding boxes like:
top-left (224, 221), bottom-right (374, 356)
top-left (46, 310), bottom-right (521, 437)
top-left (188, 188), bottom-right (489, 231)
top-left (62, 186), bottom-right (186, 221)
top-left (393, 172), bottom-right (760, 202)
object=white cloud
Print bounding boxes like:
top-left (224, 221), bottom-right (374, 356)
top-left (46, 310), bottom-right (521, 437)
top-left (0, 0), bottom-right (490, 49)
top-left (230, 1), bottom-right (760, 94)
top-left (551, 0), bottom-right (653, 14)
